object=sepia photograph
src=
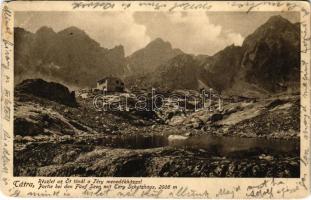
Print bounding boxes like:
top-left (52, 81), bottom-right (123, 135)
top-left (12, 10), bottom-right (302, 178)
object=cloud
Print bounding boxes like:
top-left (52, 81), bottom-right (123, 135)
top-left (16, 12), bottom-right (299, 56)
top-left (134, 12), bottom-right (245, 55)
top-left (226, 32), bottom-right (244, 46)
top-left (16, 12), bottom-right (151, 55)
top-left (64, 12), bottom-right (151, 55)
top-left (16, 11), bottom-right (246, 55)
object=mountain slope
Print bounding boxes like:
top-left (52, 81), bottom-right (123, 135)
top-left (126, 15), bottom-right (300, 95)
top-left (14, 26), bottom-right (126, 88)
top-left (151, 54), bottom-right (202, 90)
top-left (15, 15), bottom-right (300, 95)
top-left (199, 15), bottom-right (299, 96)
top-left (201, 44), bottom-right (244, 93)
top-left (126, 38), bottom-right (183, 75)
top-left (240, 15), bottom-right (300, 93)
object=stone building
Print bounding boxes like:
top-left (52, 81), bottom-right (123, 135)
top-left (97, 76), bottom-right (125, 92)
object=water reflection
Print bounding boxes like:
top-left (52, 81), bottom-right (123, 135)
top-left (92, 134), bottom-right (169, 149)
top-left (93, 134), bottom-right (299, 156)
top-left (169, 135), bottom-right (299, 156)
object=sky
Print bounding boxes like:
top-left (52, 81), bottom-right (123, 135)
top-left (15, 11), bottom-right (299, 56)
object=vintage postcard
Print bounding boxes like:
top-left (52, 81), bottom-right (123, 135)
top-left (1, 0), bottom-right (310, 198)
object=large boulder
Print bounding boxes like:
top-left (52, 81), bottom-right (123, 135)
top-left (14, 117), bottom-right (44, 136)
top-left (15, 79), bottom-right (77, 107)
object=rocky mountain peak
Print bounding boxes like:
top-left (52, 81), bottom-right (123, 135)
top-left (58, 26), bottom-right (86, 35)
top-left (15, 15), bottom-right (300, 96)
top-left (243, 15), bottom-right (298, 45)
top-left (168, 53), bottom-right (195, 64)
top-left (14, 26), bottom-right (127, 87)
top-left (146, 38), bottom-right (172, 49)
top-left (110, 45), bottom-right (125, 57)
top-left (15, 27), bottom-right (33, 37)
top-left (126, 38), bottom-right (183, 75)
top-left (266, 15), bottom-right (292, 25)
top-left (240, 15), bottom-right (300, 93)
top-left (35, 26), bottom-right (56, 35)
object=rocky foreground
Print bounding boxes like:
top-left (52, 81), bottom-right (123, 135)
top-left (14, 79), bottom-right (300, 177)
top-left (15, 143), bottom-right (299, 177)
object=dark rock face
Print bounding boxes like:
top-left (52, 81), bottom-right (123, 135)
top-left (151, 54), bottom-right (203, 90)
top-left (14, 27), bottom-right (126, 87)
top-left (125, 15), bottom-right (300, 95)
top-left (201, 45), bottom-right (244, 93)
top-left (126, 38), bottom-right (183, 75)
top-left (125, 53), bottom-right (206, 90)
top-left (15, 79), bottom-right (77, 107)
top-left (201, 15), bottom-right (300, 95)
top-left (241, 15), bottom-right (300, 93)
